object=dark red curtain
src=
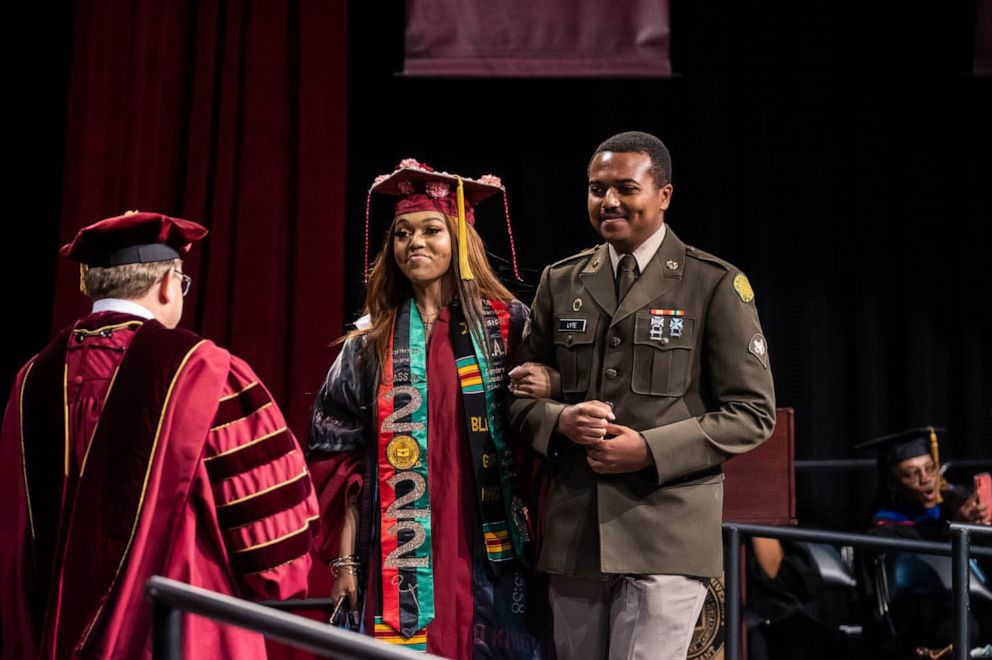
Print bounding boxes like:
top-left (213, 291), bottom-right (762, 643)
top-left (52, 0), bottom-right (347, 439)
top-left (52, 2), bottom-right (345, 656)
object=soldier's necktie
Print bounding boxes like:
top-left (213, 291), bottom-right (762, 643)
top-left (616, 253), bottom-right (639, 303)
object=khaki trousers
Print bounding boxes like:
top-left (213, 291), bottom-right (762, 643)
top-left (549, 573), bottom-right (707, 660)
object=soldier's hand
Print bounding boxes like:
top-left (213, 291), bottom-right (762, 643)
top-left (556, 400), bottom-right (615, 445)
top-left (509, 362), bottom-right (561, 399)
top-left (585, 423), bottom-right (654, 474)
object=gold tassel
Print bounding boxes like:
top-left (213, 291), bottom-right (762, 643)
top-left (457, 177), bottom-right (473, 280)
top-left (929, 426), bottom-right (944, 504)
top-left (79, 264), bottom-right (88, 295)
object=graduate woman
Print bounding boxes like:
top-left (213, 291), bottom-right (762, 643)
top-left (307, 159), bottom-right (545, 659)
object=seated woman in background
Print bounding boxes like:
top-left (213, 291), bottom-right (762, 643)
top-left (862, 427), bottom-right (989, 533)
top-left (858, 427), bottom-right (990, 657)
top-left (306, 159), bottom-right (544, 659)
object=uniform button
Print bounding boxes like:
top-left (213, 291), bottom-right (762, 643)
top-left (606, 368), bottom-right (618, 379)
top-left (75, 334), bottom-right (84, 343)
top-left (565, 335), bottom-right (574, 346)
top-left (610, 336), bottom-right (622, 347)
top-left (660, 337), bottom-right (670, 345)
top-left (72, 375), bottom-right (84, 384)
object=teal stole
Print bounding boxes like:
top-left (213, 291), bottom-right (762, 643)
top-left (374, 299), bottom-right (531, 649)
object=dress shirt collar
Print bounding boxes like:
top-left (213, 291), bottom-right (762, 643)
top-left (608, 222), bottom-right (667, 275)
top-left (91, 298), bottom-right (155, 320)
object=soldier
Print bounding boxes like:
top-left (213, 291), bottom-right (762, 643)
top-left (509, 131), bottom-right (776, 659)
top-left (0, 212), bottom-right (318, 659)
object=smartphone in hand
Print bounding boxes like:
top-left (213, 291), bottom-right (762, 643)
top-left (975, 472), bottom-right (992, 508)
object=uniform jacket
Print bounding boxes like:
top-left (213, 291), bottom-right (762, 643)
top-left (509, 227), bottom-right (775, 578)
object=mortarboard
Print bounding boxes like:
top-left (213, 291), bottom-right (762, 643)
top-left (855, 426), bottom-right (947, 502)
top-left (854, 426), bottom-right (946, 469)
top-left (61, 211), bottom-right (208, 267)
top-left (364, 158), bottom-right (520, 283)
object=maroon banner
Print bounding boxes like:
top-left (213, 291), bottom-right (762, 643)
top-left (404, 0), bottom-right (671, 77)
top-left (977, 0), bottom-right (992, 75)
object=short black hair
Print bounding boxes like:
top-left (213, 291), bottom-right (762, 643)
top-left (590, 131), bottom-right (672, 188)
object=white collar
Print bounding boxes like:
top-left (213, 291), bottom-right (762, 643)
top-left (608, 223), bottom-right (667, 275)
top-left (91, 298), bottom-right (155, 320)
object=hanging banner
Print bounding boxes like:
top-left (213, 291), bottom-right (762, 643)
top-left (977, 0), bottom-right (991, 75)
top-left (404, 0), bottom-right (671, 78)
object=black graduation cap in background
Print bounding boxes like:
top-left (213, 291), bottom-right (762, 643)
top-left (854, 426), bottom-right (946, 470)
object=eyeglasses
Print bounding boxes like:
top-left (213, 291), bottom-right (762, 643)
top-left (895, 461), bottom-right (937, 484)
top-left (173, 269), bottom-right (192, 297)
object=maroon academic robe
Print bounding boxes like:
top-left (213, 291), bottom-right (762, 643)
top-left (0, 312), bottom-right (319, 659)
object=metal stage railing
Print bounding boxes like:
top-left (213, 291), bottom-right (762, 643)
top-left (148, 520), bottom-right (992, 660)
top-left (794, 458), bottom-right (992, 471)
top-left (145, 576), bottom-right (440, 659)
top-left (721, 521), bottom-right (992, 660)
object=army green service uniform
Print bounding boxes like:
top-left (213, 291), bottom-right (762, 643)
top-left (510, 226), bottom-right (776, 658)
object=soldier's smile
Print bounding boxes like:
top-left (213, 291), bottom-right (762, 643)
top-left (587, 151), bottom-right (672, 254)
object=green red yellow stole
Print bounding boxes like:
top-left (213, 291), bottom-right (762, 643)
top-left (375, 299), bottom-right (531, 650)
top-left (449, 298), bottom-right (530, 565)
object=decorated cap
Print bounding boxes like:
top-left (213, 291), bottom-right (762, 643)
top-left (364, 158), bottom-right (520, 282)
top-left (370, 158), bottom-right (503, 225)
top-left (61, 211), bottom-right (208, 267)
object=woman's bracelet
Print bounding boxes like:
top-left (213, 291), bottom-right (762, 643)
top-left (330, 554), bottom-right (359, 578)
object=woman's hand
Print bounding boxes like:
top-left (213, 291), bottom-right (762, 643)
top-left (330, 501), bottom-right (361, 617)
top-left (955, 492), bottom-right (991, 524)
top-left (331, 571), bottom-right (360, 613)
top-left (509, 362), bottom-right (561, 399)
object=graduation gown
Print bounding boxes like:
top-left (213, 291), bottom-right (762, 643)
top-left (308, 305), bottom-right (547, 660)
top-left (0, 311), bottom-right (319, 659)
top-left (863, 497), bottom-right (991, 654)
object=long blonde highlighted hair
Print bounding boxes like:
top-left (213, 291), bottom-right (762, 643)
top-left (343, 213), bottom-right (513, 368)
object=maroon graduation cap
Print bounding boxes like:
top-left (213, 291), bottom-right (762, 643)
top-left (61, 211), bottom-right (208, 267)
top-left (363, 158), bottom-right (521, 282)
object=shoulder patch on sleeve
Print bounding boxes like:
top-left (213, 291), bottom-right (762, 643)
top-left (733, 273), bottom-right (755, 303)
top-left (748, 333), bottom-right (768, 368)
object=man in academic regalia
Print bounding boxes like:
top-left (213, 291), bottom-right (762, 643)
top-left (0, 212), bottom-right (319, 659)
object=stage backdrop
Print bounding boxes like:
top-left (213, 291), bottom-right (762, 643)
top-left (51, 0), bottom-right (347, 439)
